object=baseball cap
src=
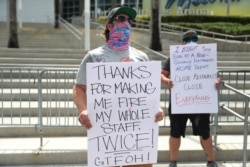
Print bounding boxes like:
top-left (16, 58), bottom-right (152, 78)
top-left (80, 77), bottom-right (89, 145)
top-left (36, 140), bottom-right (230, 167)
top-left (182, 30), bottom-right (198, 43)
top-left (107, 6), bottom-right (137, 21)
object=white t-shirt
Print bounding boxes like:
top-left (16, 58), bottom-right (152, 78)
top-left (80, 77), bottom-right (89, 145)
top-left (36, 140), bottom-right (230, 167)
top-left (75, 44), bottom-right (149, 85)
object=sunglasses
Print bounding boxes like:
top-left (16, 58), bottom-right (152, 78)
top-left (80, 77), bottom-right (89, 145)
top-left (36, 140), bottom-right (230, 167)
top-left (113, 15), bottom-right (132, 23)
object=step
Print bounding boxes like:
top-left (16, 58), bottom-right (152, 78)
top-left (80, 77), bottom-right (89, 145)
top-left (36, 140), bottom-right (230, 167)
top-left (218, 61), bottom-right (250, 67)
top-left (1, 89), bottom-right (248, 104)
top-left (0, 48), bottom-right (84, 54)
top-left (1, 107), bottom-right (247, 126)
top-left (0, 135), bottom-right (249, 165)
top-left (4, 162), bottom-right (250, 167)
top-left (0, 57), bottom-right (81, 65)
top-left (0, 63), bottom-right (79, 68)
top-left (0, 115), bottom-right (249, 136)
top-left (0, 52), bottom-right (84, 59)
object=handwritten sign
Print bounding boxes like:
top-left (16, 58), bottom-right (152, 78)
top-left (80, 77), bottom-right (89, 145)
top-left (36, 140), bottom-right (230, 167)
top-left (86, 62), bottom-right (161, 167)
top-left (170, 43), bottom-right (218, 114)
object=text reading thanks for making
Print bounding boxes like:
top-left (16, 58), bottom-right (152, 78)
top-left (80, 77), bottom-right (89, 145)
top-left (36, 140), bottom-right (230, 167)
top-left (90, 64), bottom-right (156, 95)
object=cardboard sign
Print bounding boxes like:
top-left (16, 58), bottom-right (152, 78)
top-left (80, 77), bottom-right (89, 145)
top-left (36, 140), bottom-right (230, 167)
top-left (87, 61), bottom-right (161, 167)
top-left (170, 43), bottom-right (218, 114)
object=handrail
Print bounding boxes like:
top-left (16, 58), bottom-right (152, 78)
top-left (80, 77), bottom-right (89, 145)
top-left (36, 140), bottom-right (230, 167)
top-left (59, 16), bottom-right (83, 49)
top-left (219, 81), bottom-right (249, 167)
top-left (59, 16), bottom-right (82, 40)
top-left (161, 23), bottom-right (250, 42)
top-left (134, 19), bottom-right (250, 42)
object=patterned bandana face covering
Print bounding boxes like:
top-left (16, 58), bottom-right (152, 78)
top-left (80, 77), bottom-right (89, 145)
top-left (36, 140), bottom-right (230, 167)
top-left (186, 41), bottom-right (197, 45)
top-left (107, 21), bottom-right (131, 51)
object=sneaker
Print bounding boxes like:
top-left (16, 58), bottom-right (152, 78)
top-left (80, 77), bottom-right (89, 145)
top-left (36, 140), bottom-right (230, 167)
top-left (169, 161), bottom-right (177, 167)
top-left (207, 161), bottom-right (218, 167)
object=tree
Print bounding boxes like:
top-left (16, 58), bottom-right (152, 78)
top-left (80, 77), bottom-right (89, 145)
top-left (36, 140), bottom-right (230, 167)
top-left (54, 0), bottom-right (60, 29)
top-left (8, 0), bottom-right (19, 48)
top-left (226, 0), bottom-right (230, 16)
top-left (111, 0), bottom-right (116, 8)
top-left (149, 0), bottom-right (162, 51)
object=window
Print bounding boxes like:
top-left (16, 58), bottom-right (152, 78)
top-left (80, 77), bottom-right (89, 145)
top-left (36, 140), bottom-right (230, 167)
top-left (62, 0), bottom-right (80, 20)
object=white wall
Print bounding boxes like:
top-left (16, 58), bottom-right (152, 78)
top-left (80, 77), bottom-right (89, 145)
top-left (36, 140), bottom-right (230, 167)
top-left (0, 0), bottom-right (7, 22)
top-left (21, 0), bottom-right (54, 23)
top-left (0, 0), bottom-right (54, 23)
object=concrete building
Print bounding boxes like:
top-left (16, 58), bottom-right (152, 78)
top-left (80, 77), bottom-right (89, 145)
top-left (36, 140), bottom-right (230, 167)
top-left (0, 0), bottom-right (143, 24)
top-left (0, 0), bottom-right (54, 23)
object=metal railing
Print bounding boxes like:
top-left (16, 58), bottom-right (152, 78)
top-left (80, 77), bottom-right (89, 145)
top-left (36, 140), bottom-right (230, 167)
top-left (59, 16), bottom-right (83, 49)
top-left (218, 70), bottom-right (250, 122)
top-left (217, 70), bottom-right (250, 167)
top-left (57, 17), bottom-right (250, 52)
top-left (1, 68), bottom-right (249, 127)
top-left (0, 67), bottom-right (249, 165)
top-left (135, 19), bottom-right (250, 42)
top-left (0, 67), bottom-right (41, 125)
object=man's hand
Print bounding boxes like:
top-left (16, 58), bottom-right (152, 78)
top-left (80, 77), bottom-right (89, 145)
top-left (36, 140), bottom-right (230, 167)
top-left (215, 77), bottom-right (221, 90)
top-left (166, 79), bottom-right (174, 88)
top-left (155, 108), bottom-right (164, 122)
top-left (78, 110), bottom-right (92, 129)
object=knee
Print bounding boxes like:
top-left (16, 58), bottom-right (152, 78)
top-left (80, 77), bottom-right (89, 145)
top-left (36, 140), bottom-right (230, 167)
top-left (201, 134), bottom-right (210, 140)
top-left (170, 130), bottom-right (182, 138)
top-left (170, 134), bottom-right (181, 139)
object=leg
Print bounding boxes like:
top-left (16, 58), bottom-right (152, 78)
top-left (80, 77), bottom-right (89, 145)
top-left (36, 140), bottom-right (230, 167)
top-left (168, 104), bottom-right (187, 165)
top-left (200, 136), bottom-right (215, 161)
top-left (169, 136), bottom-right (181, 161)
top-left (191, 114), bottom-right (217, 166)
top-left (168, 105), bottom-right (186, 162)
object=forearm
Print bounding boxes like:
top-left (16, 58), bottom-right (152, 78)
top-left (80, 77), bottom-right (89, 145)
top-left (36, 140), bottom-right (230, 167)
top-left (73, 84), bottom-right (92, 129)
top-left (161, 74), bottom-right (170, 85)
top-left (161, 73), bottom-right (173, 88)
top-left (72, 84), bottom-right (87, 113)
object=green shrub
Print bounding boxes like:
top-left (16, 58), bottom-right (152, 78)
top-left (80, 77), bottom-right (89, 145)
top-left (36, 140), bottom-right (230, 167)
top-left (96, 16), bottom-right (107, 23)
top-left (97, 14), bottom-right (250, 39)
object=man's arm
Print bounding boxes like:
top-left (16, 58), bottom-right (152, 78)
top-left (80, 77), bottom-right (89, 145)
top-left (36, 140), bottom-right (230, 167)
top-left (72, 84), bottom-right (92, 129)
top-left (161, 69), bottom-right (173, 88)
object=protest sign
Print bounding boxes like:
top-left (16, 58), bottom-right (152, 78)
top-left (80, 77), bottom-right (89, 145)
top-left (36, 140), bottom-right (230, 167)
top-left (86, 61), bottom-right (161, 167)
top-left (170, 43), bottom-right (218, 114)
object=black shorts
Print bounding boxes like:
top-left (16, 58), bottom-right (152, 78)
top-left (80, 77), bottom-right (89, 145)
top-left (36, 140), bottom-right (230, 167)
top-left (168, 103), bottom-right (211, 139)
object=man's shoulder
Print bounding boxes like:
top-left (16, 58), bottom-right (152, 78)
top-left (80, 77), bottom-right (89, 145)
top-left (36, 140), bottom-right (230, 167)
top-left (88, 45), bottom-right (107, 53)
top-left (129, 46), bottom-right (147, 56)
top-left (128, 46), bottom-right (149, 61)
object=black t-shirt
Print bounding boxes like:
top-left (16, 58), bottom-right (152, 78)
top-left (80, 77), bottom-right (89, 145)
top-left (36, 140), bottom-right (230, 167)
top-left (162, 57), bottom-right (170, 72)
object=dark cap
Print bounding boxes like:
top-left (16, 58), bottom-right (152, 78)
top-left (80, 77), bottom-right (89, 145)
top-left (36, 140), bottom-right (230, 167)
top-left (182, 30), bottom-right (198, 42)
top-left (107, 7), bottom-right (137, 21)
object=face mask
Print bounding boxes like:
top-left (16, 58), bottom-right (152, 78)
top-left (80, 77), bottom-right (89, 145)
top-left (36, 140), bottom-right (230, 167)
top-left (107, 21), bottom-right (131, 51)
top-left (186, 41), bottom-right (197, 45)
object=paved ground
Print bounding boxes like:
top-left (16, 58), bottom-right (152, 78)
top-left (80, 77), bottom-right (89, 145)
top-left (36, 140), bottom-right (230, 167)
top-left (5, 162), bottom-right (250, 167)
top-left (1, 135), bottom-right (249, 166)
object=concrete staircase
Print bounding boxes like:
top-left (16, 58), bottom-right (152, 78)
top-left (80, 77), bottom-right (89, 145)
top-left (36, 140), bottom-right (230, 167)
top-left (0, 23), bottom-right (249, 166)
top-left (0, 47), bottom-right (84, 68)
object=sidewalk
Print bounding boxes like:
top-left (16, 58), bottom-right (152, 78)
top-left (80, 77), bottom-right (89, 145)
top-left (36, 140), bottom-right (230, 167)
top-left (5, 162), bottom-right (250, 167)
top-left (0, 135), bottom-right (249, 166)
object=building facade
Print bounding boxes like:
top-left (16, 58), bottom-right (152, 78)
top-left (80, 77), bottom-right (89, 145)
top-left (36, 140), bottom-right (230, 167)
top-left (0, 0), bottom-right (54, 23)
top-left (0, 0), bottom-right (143, 23)
top-left (0, 0), bottom-right (248, 24)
